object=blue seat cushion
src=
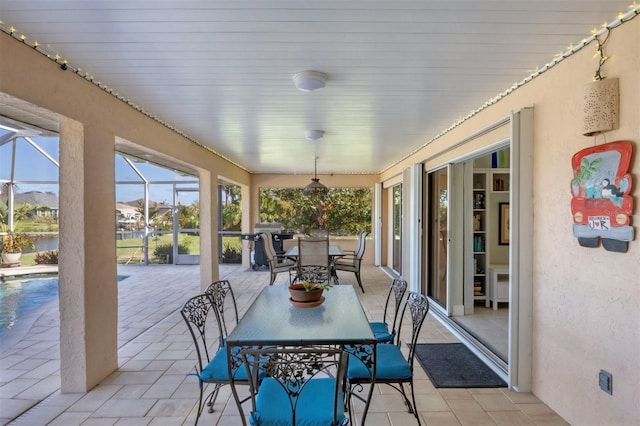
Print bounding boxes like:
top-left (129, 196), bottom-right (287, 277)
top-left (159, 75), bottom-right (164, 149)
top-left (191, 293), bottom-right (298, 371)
top-left (369, 321), bottom-right (388, 332)
top-left (201, 348), bottom-right (250, 381)
top-left (369, 322), bottom-right (395, 343)
top-left (249, 377), bottom-right (347, 426)
top-left (347, 344), bottom-right (412, 380)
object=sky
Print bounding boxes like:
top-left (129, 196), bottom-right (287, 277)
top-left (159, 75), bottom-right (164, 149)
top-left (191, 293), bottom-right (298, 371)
top-left (1, 132), bottom-right (199, 205)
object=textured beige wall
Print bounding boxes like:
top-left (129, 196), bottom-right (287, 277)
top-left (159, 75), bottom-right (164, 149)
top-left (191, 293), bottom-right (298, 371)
top-left (379, 19), bottom-right (640, 425)
top-left (526, 22), bottom-right (639, 425)
top-left (0, 33), bottom-right (251, 390)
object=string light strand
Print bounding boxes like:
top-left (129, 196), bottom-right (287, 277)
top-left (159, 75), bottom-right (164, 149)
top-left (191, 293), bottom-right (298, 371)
top-left (0, 20), bottom-right (247, 172)
top-left (382, 3), bottom-right (640, 174)
top-left (0, 4), bottom-right (638, 175)
top-left (593, 30), bottom-right (611, 81)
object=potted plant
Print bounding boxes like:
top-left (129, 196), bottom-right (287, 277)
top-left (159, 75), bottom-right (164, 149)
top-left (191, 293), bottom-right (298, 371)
top-left (1, 232), bottom-right (35, 265)
top-left (289, 279), bottom-right (332, 303)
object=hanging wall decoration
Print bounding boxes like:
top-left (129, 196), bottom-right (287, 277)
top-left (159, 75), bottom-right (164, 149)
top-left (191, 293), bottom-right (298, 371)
top-left (570, 140), bottom-right (634, 253)
top-left (582, 29), bottom-right (619, 136)
top-left (583, 77), bottom-right (619, 136)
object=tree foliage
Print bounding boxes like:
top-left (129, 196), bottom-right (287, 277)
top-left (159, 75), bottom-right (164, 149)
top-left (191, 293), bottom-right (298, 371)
top-left (178, 203), bottom-right (200, 231)
top-left (259, 187), bottom-right (371, 235)
top-left (220, 184), bottom-right (241, 231)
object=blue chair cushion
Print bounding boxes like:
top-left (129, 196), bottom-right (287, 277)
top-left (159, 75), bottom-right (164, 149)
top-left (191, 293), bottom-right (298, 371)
top-left (369, 321), bottom-right (388, 332)
top-left (369, 321), bottom-right (395, 343)
top-left (347, 344), bottom-right (412, 380)
top-left (201, 348), bottom-right (250, 381)
top-left (249, 377), bottom-right (347, 426)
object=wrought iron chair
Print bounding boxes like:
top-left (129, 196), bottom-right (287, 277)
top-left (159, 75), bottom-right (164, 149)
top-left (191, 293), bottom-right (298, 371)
top-left (235, 346), bottom-right (350, 426)
top-left (294, 237), bottom-right (331, 284)
top-left (370, 278), bottom-right (408, 343)
top-left (204, 280), bottom-right (239, 336)
top-left (347, 292), bottom-right (430, 425)
top-left (260, 232), bottom-right (296, 285)
top-left (180, 293), bottom-right (248, 425)
top-left (333, 231), bottom-right (368, 292)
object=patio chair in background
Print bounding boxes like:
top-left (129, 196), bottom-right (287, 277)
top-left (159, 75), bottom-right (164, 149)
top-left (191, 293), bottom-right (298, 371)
top-left (260, 232), bottom-right (296, 285)
top-left (333, 231), bottom-right (368, 292)
top-left (294, 237), bottom-right (331, 283)
top-left (236, 346), bottom-right (350, 426)
top-left (369, 278), bottom-right (408, 343)
top-left (347, 292), bottom-right (430, 425)
top-left (180, 293), bottom-right (250, 425)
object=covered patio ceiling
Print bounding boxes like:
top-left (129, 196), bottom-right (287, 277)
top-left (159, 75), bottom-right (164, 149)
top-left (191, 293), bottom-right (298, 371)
top-left (0, 1), bottom-right (636, 174)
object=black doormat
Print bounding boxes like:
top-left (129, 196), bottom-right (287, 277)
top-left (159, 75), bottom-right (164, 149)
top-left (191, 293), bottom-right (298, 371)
top-left (414, 343), bottom-right (507, 388)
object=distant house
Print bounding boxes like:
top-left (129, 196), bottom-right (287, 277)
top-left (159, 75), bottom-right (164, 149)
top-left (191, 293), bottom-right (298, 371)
top-left (122, 199), bottom-right (173, 218)
top-left (15, 191), bottom-right (59, 218)
top-left (116, 200), bottom-right (173, 228)
top-left (115, 203), bottom-right (141, 228)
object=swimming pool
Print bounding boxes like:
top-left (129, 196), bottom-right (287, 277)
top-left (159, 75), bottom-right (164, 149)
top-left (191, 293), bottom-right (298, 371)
top-left (0, 276), bottom-right (58, 337)
top-left (0, 275), bottom-right (129, 337)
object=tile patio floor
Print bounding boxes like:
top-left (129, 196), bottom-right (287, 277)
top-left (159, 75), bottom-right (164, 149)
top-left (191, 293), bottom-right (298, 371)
top-left (1, 264), bottom-right (568, 425)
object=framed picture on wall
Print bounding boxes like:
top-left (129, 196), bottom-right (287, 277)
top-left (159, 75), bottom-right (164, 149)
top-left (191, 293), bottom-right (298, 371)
top-left (499, 202), bottom-right (510, 245)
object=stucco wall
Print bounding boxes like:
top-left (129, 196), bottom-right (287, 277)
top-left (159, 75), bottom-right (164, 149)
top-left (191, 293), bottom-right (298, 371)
top-left (0, 32), bottom-right (252, 390)
top-left (526, 21), bottom-right (639, 425)
top-left (380, 19), bottom-right (640, 425)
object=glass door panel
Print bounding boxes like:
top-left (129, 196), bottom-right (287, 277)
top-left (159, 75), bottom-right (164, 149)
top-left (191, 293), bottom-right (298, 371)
top-left (427, 167), bottom-right (448, 309)
top-left (392, 184), bottom-right (402, 273)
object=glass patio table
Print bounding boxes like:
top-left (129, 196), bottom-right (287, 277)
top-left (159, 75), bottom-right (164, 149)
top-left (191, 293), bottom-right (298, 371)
top-left (226, 284), bottom-right (376, 424)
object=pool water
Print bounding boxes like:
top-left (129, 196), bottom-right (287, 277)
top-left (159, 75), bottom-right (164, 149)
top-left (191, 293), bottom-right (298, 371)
top-left (0, 275), bottom-right (129, 337)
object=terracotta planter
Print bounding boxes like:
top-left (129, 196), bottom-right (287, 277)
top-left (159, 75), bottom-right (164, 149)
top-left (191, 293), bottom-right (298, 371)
top-left (1, 252), bottom-right (22, 265)
top-left (288, 284), bottom-right (324, 303)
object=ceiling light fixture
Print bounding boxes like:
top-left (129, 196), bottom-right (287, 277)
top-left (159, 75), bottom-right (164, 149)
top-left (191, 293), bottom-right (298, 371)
top-left (303, 156), bottom-right (329, 195)
top-left (304, 129), bottom-right (325, 140)
top-left (293, 70), bottom-right (327, 91)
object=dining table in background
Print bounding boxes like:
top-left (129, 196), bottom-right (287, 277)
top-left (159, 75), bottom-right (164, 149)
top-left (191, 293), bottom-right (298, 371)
top-left (283, 244), bottom-right (345, 259)
top-left (284, 244), bottom-right (345, 283)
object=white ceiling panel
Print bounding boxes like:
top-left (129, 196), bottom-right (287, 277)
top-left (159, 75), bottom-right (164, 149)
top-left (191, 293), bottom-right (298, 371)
top-left (0, 0), bottom-right (635, 173)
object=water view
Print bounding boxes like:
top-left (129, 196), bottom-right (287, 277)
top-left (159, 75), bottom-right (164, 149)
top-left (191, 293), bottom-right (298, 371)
top-left (0, 276), bottom-right (58, 337)
top-left (0, 275), bottom-right (129, 337)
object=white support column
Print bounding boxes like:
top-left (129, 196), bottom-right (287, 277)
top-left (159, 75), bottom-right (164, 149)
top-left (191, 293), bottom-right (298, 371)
top-left (374, 183), bottom-right (382, 266)
top-left (509, 107), bottom-right (534, 392)
top-left (198, 170), bottom-right (218, 290)
top-left (59, 120), bottom-right (118, 392)
top-left (403, 164), bottom-right (423, 292)
top-left (241, 183), bottom-right (253, 268)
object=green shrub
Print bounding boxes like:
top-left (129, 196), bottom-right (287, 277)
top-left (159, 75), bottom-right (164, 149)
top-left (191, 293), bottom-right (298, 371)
top-left (152, 243), bottom-right (190, 264)
top-left (221, 243), bottom-right (242, 264)
top-left (34, 250), bottom-right (59, 264)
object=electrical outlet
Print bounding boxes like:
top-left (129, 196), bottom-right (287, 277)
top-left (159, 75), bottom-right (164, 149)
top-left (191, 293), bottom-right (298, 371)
top-left (599, 370), bottom-right (613, 395)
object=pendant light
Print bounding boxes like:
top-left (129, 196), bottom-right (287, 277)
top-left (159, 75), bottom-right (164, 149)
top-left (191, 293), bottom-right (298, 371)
top-left (303, 156), bottom-right (328, 195)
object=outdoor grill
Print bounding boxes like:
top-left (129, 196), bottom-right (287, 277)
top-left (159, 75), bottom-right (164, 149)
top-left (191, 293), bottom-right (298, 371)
top-left (241, 223), bottom-right (294, 270)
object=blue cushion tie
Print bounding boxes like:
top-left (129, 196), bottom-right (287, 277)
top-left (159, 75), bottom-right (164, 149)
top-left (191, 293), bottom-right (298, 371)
top-left (201, 348), bottom-right (251, 381)
top-left (369, 321), bottom-right (395, 343)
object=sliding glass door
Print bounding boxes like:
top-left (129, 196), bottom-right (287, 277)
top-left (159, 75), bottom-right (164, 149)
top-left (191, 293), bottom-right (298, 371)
top-left (392, 184), bottom-right (402, 274)
top-left (426, 167), bottom-right (449, 309)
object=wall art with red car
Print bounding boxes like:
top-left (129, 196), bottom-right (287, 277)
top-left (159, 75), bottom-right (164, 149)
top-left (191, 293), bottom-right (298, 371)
top-left (571, 140), bottom-right (634, 253)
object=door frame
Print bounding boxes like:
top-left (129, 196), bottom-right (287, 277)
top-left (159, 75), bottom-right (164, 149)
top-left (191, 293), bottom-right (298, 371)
top-left (416, 109), bottom-right (533, 390)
